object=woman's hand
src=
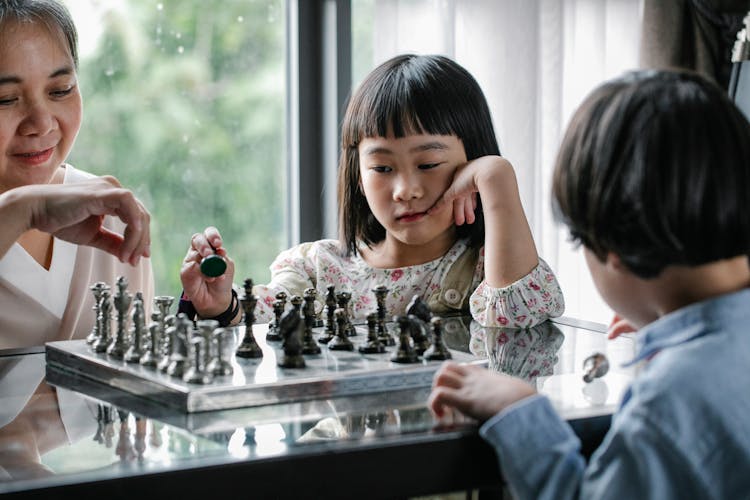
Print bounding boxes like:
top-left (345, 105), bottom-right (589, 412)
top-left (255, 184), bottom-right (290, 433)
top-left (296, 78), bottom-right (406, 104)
top-left (1, 176), bottom-right (151, 265)
top-left (180, 226), bottom-right (236, 317)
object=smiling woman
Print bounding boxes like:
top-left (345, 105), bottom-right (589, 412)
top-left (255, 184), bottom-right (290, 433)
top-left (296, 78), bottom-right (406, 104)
top-left (0, 0), bottom-right (154, 349)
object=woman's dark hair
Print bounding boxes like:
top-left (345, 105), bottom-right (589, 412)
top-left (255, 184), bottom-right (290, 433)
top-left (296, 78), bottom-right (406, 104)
top-left (552, 70), bottom-right (750, 278)
top-left (0, 0), bottom-right (78, 68)
top-left (337, 54), bottom-right (500, 255)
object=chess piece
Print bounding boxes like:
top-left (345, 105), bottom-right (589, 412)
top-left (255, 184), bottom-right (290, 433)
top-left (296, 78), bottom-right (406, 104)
top-left (196, 319), bottom-right (219, 369)
top-left (154, 295), bottom-right (175, 357)
top-left (336, 291), bottom-right (356, 336)
top-left (158, 317), bottom-right (180, 372)
top-left (359, 312), bottom-right (386, 354)
top-left (583, 353), bottom-right (609, 383)
top-left (107, 276), bottom-right (132, 359)
top-left (92, 289), bottom-right (113, 353)
top-left (373, 285), bottom-right (395, 346)
top-left (423, 317), bottom-right (452, 361)
top-left (166, 313), bottom-right (191, 377)
top-left (183, 336), bottom-right (214, 384)
top-left (200, 253), bottom-right (227, 277)
top-left (124, 292), bottom-right (147, 363)
top-left (407, 314), bottom-right (431, 355)
top-left (139, 312), bottom-right (162, 368)
top-left (391, 315), bottom-right (419, 363)
top-left (277, 307), bottom-right (306, 368)
top-left (406, 295), bottom-right (433, 323)
top-left (301, 288), bottom-right (321, 354)
top-left (236, 279), bottom-right (263, 358)
top-left (328, 307), bottom-right (354, 351)
top-left (266, 298), bottom-right (285, 342)
top-left (207, 327), bottom-right (234, 376)
top-left (86, 282), bottom-right (107, 344)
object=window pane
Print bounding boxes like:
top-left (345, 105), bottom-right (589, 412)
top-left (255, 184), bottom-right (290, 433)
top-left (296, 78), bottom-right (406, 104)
top-left (63, 0), bottom-right (287, 295)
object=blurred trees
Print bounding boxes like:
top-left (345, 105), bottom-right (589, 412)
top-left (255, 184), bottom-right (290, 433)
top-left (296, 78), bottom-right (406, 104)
top-left (65, 0), bottom-right (286, 295)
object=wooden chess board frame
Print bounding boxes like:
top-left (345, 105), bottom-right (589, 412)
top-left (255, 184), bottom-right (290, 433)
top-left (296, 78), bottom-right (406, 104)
top-left (46, 320), bottom-right (484, 413)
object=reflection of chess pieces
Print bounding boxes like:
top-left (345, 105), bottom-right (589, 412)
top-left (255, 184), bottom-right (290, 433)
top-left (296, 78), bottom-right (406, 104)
top-left (150, 421), bottom-right (163, 448)
top-left (87, 282), bottom-right (107, 344)
top-left (166, 313), bottom-right (190, 377)
top-left (125, 292), bottom-right (146, 362)
top-left (139, 312), bottom-right (162, 368)
top-left (92, 289), bottom-right (113, 353)
top-left (328, 308), bottom-right (354, 351)
top-left (277, 307), bottom-right (306, 368)
top-left (359, 312), bottom-right (386, 354)
top-left (207, 327), bottom-right (234, 376)
top-left (424, 317), bottom-right (452, 361)
top-left (373, 285), bottom-right (395, 346)
top-left (116, 411), bottom-right (135, 462)
top-left (107, 276), bottom-right (132, 359)
top-left (93, 404), bottom-right (105, 443)
top-left (391, 316), bottom-right (418, 363)
top-left (301, 288), bottom-right (321, 354)
top-left (236, 281), bottom-right (263, 358)
top-left (583, 352), bottom-right (609, 383)
top-left (134, 417), bottom-right (147, 460)
top-left (183, 336), bottom-right (214, 384)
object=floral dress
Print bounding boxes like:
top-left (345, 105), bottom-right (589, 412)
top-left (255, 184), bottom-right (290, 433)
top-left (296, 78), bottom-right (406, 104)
top-left (248, 238), bottom-right (564, 328)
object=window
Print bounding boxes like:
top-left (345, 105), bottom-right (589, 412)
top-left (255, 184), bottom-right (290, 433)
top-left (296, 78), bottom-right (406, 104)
top-left (64, 0), bottom-right (287, 295)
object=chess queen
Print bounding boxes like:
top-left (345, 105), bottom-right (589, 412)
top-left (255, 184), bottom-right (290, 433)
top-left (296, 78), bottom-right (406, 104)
top-left (180, 55), bottom-right (564, 328)
top-left (0, 1), bottom-right (154, 349)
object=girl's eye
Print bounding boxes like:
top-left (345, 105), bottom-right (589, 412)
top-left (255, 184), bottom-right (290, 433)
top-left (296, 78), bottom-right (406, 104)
top-left (0, 96), bottom-right (17, 106)
top-left (372, 165), bottom-right (392, 173)
top-left (418, 163), bottom-right (441, 170)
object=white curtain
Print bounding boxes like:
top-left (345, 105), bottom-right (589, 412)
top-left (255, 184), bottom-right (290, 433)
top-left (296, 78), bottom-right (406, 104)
top-left (370, 0), bottom-right (643, 325)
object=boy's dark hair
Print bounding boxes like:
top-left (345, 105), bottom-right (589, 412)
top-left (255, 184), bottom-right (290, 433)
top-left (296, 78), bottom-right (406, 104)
top-left (337, 54), bottom-right (500, 255)
top-left (552, 70), bottom-right (750, 278)
top-left (0, 0), bottom-right (78, 68)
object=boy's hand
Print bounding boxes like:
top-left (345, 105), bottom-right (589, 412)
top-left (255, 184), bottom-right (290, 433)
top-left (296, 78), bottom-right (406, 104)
top-left (180, 226), bottom-right (236, 317)
top-left (428, 361), bottom-right (536, 424)
top-left (607, 314), bottom-right (636, 339)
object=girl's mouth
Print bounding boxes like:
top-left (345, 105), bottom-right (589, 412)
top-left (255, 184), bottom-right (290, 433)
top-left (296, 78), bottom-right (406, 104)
top-left (397, 212), bottom-right (426, 223)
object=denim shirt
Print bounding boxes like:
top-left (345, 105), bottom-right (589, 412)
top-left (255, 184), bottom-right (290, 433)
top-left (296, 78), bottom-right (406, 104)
top-left (479, 288), bottom-right (750, 499)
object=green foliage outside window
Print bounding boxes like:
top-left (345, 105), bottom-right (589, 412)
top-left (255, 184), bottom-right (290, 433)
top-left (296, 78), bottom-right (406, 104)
top-left (64, 0), bottom-right (287, 296)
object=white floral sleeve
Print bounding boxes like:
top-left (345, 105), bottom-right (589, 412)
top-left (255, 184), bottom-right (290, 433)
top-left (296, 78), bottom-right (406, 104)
top-left (469, 258), bottom-right (565, 328)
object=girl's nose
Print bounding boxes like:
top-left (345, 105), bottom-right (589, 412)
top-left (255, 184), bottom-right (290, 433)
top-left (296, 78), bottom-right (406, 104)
top-left (393, 172), bottom-right (424, 201)
top-left (18, 102), bottom-right (55, 136)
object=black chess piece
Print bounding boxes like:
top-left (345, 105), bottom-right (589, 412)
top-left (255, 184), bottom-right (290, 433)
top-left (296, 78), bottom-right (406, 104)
top-left (423, 317), bottom-right (452, 361)
top-left (266, 298), bottom-right (285, 341)
top-left (583, 353), bottom-right (609, 383)
top-left (301, 288), bottom-right (322, 354)
top-left (336, 291), bottom-right (356, 336)
top-left (359, 312), bottom-right (386, 354)
top-left (391, 315), bottom-right (419, 363)
top-left (407, 314), bottom-right (431, 355)
top-left (406, 295), bottom-right (433, 323)
top-left (328, 308), bottom-right (354, 351)
top-left (373, 285), bottom-right (395, 346)
top-left (236, 279), bottom-right (263, 358)
top-left (277, 308), bottom-right (306, 368)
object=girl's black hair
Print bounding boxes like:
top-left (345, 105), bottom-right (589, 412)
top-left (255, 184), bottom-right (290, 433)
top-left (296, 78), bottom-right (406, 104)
top-left (552, 70), bottom-right (750, 278)
top-left (338, 54), bottom-right (500, 255)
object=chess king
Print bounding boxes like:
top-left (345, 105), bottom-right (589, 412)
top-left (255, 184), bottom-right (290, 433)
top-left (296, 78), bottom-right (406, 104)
top-left (0, 0), bottom-right (154, 349)
top-left (179, 54), bottom-right (564, 329)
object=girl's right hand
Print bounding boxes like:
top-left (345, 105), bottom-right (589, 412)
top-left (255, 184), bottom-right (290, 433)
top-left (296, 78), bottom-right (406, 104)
top-left (180, 226), bottom-right (236, 317)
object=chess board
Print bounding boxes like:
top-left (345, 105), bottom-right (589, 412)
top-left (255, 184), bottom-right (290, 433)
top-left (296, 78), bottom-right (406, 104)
top-left (46, 318), bottom-right (484, 413)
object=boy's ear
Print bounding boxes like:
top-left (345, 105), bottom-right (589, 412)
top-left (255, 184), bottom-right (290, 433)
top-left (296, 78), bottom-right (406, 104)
top-left (606, 252), bottom-right (627, 272)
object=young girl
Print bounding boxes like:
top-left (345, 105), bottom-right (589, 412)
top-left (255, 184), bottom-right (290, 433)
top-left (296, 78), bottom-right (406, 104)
top-left (0, 0), bottom-right (153, 349)
top-left (429, 70), bottom-right (750, 498)
top-left (180, 54), bottom-right (564, 327)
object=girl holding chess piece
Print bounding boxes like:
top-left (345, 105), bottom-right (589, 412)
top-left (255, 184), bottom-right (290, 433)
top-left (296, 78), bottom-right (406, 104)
top-left (181, 54), bottom-right (564, 327)
top-left (0, 0), bottom-right (154, 349)
top-left (430, 70), bottom-right (750, 498)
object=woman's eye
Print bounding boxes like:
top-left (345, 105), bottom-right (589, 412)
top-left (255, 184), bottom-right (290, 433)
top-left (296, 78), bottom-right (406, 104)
top-left (0, 96), bottom-right (17, 106)
top-left (50, 86), bottom-right (75, 98)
